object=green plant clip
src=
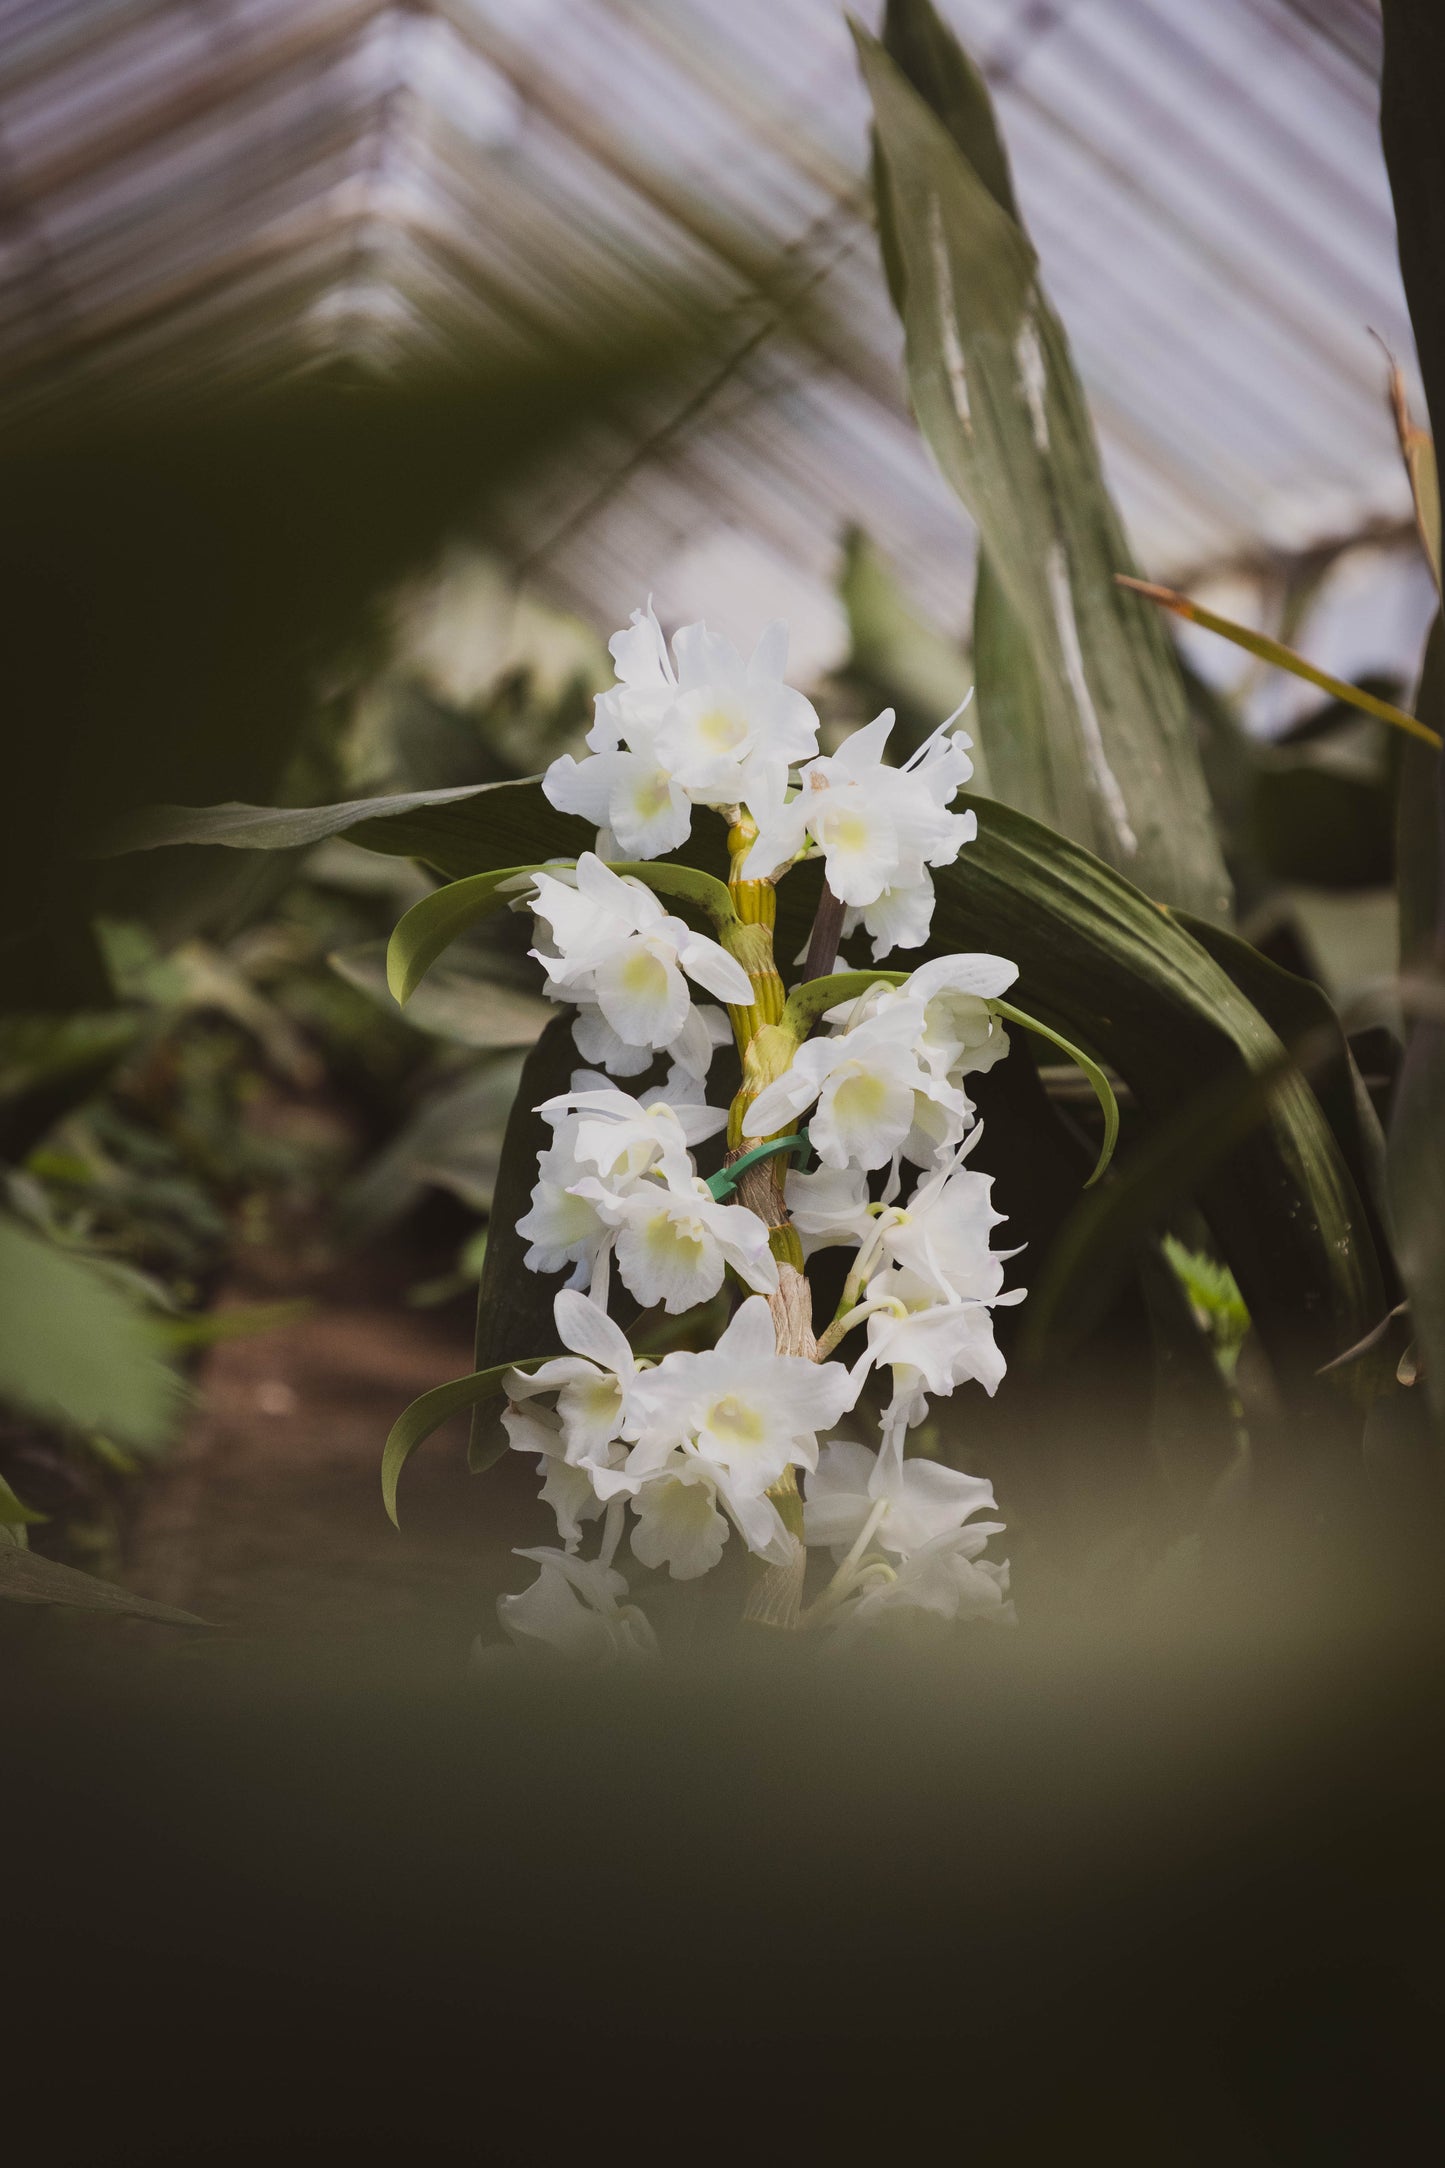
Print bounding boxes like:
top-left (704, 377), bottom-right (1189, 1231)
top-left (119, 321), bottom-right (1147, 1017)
top-left (706, 1131), bottom-right (813, 1200)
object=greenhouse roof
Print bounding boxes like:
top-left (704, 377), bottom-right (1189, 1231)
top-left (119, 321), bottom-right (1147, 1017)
top-left (0, 0), bottom-right (1425, 674)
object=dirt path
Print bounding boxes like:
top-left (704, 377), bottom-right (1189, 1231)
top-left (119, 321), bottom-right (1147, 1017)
top-left (126, 1240), bottom-right (545, 1666)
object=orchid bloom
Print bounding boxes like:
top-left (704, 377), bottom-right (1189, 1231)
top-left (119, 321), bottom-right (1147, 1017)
top-left (504, 1290), bottom-right (643, 1467)
top-left (583, 1176), bottom-right (778, 1313)
top-left (742, 1002), bottom-right (968, 1172)
top-left (804, 1430), bottom-right (1000, 1560)
top-left (497, 1545), bottom-right (659, 1664)
top-left (622, 1296), bottom-right (858, 1498)
top-left (530, 855), bottom-right (752, 1060)
top-left (740, 710), bottom-right (976, 944)
top-left (542, 604), bottom-right (821, 857)
top-left (652, 619), bottom-right (820, 804)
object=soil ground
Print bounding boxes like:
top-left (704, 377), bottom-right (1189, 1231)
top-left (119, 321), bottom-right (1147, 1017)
top-left (122, 1235), bottom-right (547, 1671)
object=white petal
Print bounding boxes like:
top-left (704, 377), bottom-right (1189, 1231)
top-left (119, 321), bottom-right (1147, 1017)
top-left (741, 1068), bottom-right (825, 1139)
top-left (570, 1005), bottom-right (654, 1078)
top-left (541, 752), bottom-right (614, 827)
top-left (811, 1065), bottom-right (916, 1171)
top-left (594, 943), bottom-right (691, 1049)
top-left (553, 1289), bottom-right (633, 1372)
top-left (675, 929), bottom-right (754, 1006)
top-left (833, 710), bottom-right (896, 775)
top-left (715, 1293), bottom-right (780, 1365)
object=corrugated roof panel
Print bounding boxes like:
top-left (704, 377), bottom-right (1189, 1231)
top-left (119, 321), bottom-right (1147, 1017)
top-left (0, 0), bottom-right (1430, 700)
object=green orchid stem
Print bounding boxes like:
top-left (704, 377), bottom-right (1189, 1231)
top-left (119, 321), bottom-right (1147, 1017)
top-left (706, 1131), bottom-right (813, 1201)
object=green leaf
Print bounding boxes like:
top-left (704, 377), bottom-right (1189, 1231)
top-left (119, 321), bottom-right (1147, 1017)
top-left (1398, 620), bottom-right (1443, 978)
top-left (1385, 354), bottom-right (1441, 597)
top-left (762, 794), bottom-right (1384, 1405)
top-left (386, 859), bottom-right (738, 1005)
top-left (859, 10), bottom-right (1231, 921)
top-left (1387, 619), bottom-right (1445, 1433)
top-left (0, 1543), bottom-right (205, 1623)
top-left (467, 1014), bottom-right (580, 1465)
top-left (1117, 579), bottom-right (1442, 751)
top-left (387, 865), bottom-right (553, 1004)
top-left (0, 1214), bottom-right (182, 1446)
top-left (779, 969), bottom-right (907, 1041)
top-left (881, 0), bottom-right (1021, 218)
top-left (94, 779), bottom-right (539, 858)
top-left (1019, 1044), bottom-right (1297, 1365)
top-left (1177, 913), bottom-right (1392, 1247)
top-left (991, 1001), bottom-right (1118, 1187)
top-left (0, 1472), bottom-right (46, 1528)
top-left (328, 941), bottom-right (551, 1050)
top-left (383, 1357), bottom-right (549, 1526)
top-left (1382, 4), bottom-right (1445, 452)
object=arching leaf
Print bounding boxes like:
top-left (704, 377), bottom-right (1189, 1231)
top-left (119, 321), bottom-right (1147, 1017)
top-left (383, 1357), bottom-right (550, 1527)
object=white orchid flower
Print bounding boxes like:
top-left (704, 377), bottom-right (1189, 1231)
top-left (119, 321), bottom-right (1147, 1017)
top-left (497, 1546), bottom-right (658, 1664)
top-left (828, 1526), bottom-right (1012, 1644)
top-left (740, 710), bottom-right (976, 926)
top-left (628, 1452), bottom-right (795, 1575)
top-left (863, 1269), bottom-right (1022, 1423)
top-left (783, 1163), bottom-right (874, 1254)
top-left (543, 606), bottom-right (821, 857)
top-left (652, 619), bottom-right (820, 805)
top-left (572, 995), bottom-right (730, 1084)
top-left (543, 603), bottom-right (692, 858)
top-left (622, 1295), bottom-right (857, 1497)
top-left (536, 1084), bottom-right (727, 1195)
top-left (504, 1289), bottom-right (644, 1469)
top-left (515, 1129), bottom-right (618, 1280)
top-left (877, 1142), bottom-right (1016, 1308)
top-left (531, 855), bottom-right (751, 1057)
top-left (804, 1430), bottom-right (1000, 1560)
top-left (826, 954), bottom-right (1017, 1085)
top-left (500, 1400), bottom-right (613, 1548)
top-left (581, 1178), bottom-right (778, 1313)
top-left (743, 1003), bottom-right (966, 1173)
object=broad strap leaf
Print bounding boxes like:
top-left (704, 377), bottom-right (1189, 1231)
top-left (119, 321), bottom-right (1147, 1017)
top-left (859, 9), bottom-right (1231, 921)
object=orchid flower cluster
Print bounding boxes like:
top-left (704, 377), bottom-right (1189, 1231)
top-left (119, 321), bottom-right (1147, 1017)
top-left (484, 603), bottom-right (1025, 1660)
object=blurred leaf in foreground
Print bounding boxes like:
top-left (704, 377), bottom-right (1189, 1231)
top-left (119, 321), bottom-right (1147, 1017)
top-left (0, 1215), bottom-right (182, 1447)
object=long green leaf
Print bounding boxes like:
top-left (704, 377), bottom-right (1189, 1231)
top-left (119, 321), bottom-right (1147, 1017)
top-left (1117, 578), bottom-right (1443, 751)
top-left (860, 9), bottom-right (1231, 921)
top-left (328, 942), bottom-right (551, 1050)
top-left (95, 780), bottom-right (537, 858)
top-left (0, 1215), bottom-right (181, 1446)
top-left (383, 1357), bottom-right (550, 1527)
top-left (1387, 616), bottom-right (1445, 1431)
top-left (0, 1543), bottom-right (205, 1622)
top-left (469, 1013), bottom-right (581, 1464)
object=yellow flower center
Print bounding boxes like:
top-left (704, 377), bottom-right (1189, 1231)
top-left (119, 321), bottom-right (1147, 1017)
top-left (697, 705), bottom-right (747, 751)
top-left (706, 1393), bottom-right (766, 1447)
top-left (831, 1068), bottom-right (890, 1127)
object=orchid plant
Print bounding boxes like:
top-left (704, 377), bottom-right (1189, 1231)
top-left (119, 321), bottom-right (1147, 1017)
top-left (382, 602), bottom-right (1118, 1658)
